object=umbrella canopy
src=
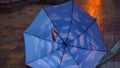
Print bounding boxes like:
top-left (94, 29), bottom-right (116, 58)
top-left (24, 1), bottom-right (106, 68)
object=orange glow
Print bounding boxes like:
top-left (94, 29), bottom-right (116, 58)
top-left (80, 0), bottom-right (102, 18)
top-left (79, 0), bottom-right (102, 28)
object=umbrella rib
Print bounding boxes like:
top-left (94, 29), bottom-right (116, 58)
top-left (66, 0), bottom-right (74, 41)
top-left (70, 19), bottom-right (96, 42)
top-left (67, 19), bottom-right (106, 51)
top-left (27, 47), bottom-right (63, 64)
top-left (24, 32), bottom-right (63, 45)
top-left (67, 47), bottom-right (80, 68)
top-left (68, 45), bottom-right (107, 52)
top-left (84, 36), bottom-right (106, 51)
top-left (58, 47), bottom-right (66, 68)
top-left (43, 8), bottom-right (65, 44)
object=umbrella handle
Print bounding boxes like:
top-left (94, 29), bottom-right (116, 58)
top-left (52, 28), bottom-right (57, 42)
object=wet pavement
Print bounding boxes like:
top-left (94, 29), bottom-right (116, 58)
top-left (0, 0), bottom-right (120, 68)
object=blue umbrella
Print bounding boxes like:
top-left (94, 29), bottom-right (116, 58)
top-left (24, 1), bottom-right (106, 68)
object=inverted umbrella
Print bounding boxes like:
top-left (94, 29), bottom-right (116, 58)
top-left (24, 1), bottom-right (106, 68)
